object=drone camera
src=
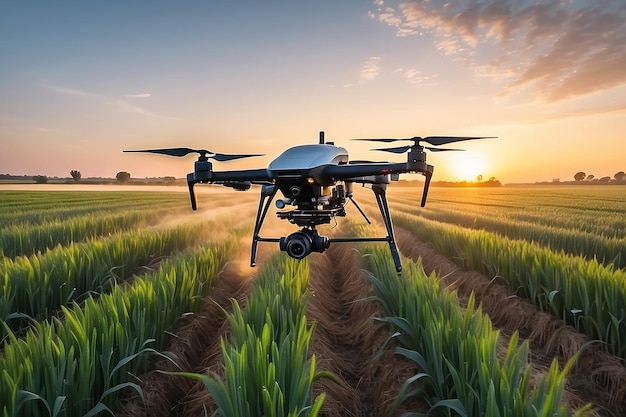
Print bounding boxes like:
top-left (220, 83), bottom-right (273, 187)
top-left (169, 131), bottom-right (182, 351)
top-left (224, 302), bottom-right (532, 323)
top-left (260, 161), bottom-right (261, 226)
top-left (279, 229), bottom-right (329, 260)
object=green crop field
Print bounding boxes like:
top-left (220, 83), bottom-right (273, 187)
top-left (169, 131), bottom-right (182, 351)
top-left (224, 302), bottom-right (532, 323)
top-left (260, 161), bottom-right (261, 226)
top-left (1, 185), bottom-right (625, 417)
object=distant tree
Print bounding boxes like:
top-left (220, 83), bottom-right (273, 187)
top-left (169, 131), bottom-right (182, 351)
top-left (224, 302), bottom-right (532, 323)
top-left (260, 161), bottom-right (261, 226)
top-left (476, 174), bottom-right (483, 182)
top-left (70, 170), bottom-right (81, 182)
top-left (615, 171), bottom-right (626, 182)
top-left (552, 178), bottom-right (560, 183)
top-left (33, 175), bottom-right (48, 184)
top-left (586, 174), bottom-right (595, 181)
top-left (116, 171), bottom-right (131, 183)
top-left (485, 176), bottom-right (502, 187)
top-left (574, 171), bottom-right (586, 181)
top-left (599, 176), bottom-right (611, 183)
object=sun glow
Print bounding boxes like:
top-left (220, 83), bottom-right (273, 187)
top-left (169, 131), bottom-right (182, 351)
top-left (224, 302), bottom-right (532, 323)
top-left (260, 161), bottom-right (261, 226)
top-left (449, 153), bottom-right (489, 182)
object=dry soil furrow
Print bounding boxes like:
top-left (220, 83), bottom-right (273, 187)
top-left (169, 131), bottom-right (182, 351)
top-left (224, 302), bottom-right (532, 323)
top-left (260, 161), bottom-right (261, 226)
top-left (307, 245), bottom-right (429, 416)
top-left (395, 227), bottom-right (626, 417)
top-left (117, 261), bottom-right (253, 417)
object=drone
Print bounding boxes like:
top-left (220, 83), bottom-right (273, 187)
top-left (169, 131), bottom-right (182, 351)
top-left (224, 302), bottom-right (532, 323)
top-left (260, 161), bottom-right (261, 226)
top-left (125, 132), bottom-right (494, 273)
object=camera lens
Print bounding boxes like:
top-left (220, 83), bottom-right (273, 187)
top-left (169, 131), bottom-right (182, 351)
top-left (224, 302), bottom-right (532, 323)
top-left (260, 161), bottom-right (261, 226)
top-left (287, 234), bottom-right (311, 259)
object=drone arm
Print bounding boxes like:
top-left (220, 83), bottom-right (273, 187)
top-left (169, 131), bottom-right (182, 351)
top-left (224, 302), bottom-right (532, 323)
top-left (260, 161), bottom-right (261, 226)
top-left (185, 168), bottom-right (272, 210)
top-left (210, 169), bottom-right (272, 182)
top-left (312, 163), bottom-right (412, 184)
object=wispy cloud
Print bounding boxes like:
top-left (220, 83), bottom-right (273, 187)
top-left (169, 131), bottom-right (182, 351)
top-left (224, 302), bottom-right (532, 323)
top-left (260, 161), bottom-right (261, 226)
top-left (360, 56), bottom-right (382, 81)
top-left (109, 99), bottom-right (157, 117)
top-left (41, 82), bottom-right (170, 119)
top-left (403, 68), bottom-right (438, 86)
top-left (43, 84), bottom-right (95, 97)
top-left (551, 101), bottom-right (626, 120)
top-left (109, 99), bottom-right (178, 120)
top-left (125, 93), bottom-right (151, 98)
top-left (370, 0), bottom-right (626, 102)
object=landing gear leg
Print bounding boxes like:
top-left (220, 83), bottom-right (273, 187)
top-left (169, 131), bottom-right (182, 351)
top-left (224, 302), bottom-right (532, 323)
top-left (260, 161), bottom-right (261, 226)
top-left (251, 185), bottom-right (277, 267)
top-left (372, 183), bottom-right (402, 274)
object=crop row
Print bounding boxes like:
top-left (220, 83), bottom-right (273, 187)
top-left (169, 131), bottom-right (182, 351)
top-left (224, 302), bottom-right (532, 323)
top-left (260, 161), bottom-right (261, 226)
top-left (388, 197), bottom-right (625, 269)
top-left (0, 238), bottom-right (233, 417)
top-left (0, 209), bottom-right (172, 258)
top-left (392, 212), bottom-right (626, 361)
top-left (0, 188), bottom-right (256, 257)
top-left (182, 254), bottom-right (327, 416)
top-left (0, 191), bottom-right (187, 228)
top-left (359, 243), bottom-right (589, 416)
top-left (389, 186), bottom-right (626, 240)
top-left (0, 218), bottom-right (221, 343)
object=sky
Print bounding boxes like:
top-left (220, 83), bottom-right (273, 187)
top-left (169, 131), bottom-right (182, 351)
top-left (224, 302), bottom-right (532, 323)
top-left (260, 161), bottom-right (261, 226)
top-left (1, 0), bottom-right (625, 184)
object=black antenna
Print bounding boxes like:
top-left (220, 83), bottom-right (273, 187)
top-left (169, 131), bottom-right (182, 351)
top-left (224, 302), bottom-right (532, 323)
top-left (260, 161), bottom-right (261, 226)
top-left (319, 131), bottom-right (325, 144)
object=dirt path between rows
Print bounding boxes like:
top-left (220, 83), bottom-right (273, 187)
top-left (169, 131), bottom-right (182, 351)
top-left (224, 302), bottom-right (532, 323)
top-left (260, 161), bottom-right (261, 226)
top-left (117, 259), bottom-right (255, 417)
top-left (307, 245), bottom-right (428, 416)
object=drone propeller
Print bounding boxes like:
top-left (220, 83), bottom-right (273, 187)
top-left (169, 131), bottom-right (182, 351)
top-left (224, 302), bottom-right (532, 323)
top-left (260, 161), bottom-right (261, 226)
top-left (354, 136), bottom-right (494, 154)
top-left (354, 136), bottom-right (495, 147)
top-left (123, 147), bottom-right (264, 161)
top-left (371, 145), bottom-right (465, 154)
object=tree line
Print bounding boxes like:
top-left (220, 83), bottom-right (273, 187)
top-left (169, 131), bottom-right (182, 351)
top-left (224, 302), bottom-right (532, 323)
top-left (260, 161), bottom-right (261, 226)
top-left (572, 171), bottom-right (625, 183)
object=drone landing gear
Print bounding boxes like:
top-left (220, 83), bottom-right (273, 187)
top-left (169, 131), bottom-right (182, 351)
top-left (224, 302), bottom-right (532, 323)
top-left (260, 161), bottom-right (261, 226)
top-left (251, 184), bottom-right (279, 267)
top-left (371, 183), bottom-right (401, 273)
top-left (250, 183), bottom-right (403, 274)
top-left (326, 183), bottom-right (401, 273)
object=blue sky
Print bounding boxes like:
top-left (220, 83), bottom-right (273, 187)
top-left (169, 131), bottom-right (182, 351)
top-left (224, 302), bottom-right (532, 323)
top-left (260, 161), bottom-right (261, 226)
top-left (2, 0), bottom-right (625, 183)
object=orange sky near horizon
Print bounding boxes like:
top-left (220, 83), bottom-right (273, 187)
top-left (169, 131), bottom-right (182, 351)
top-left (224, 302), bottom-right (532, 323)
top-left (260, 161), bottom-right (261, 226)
top-left (1, 1), bottom-right (625, 185)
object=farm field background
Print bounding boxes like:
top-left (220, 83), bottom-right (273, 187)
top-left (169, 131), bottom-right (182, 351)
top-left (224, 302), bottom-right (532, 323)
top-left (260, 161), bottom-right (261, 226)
top-left (1, 185), bottom-right (625, 417)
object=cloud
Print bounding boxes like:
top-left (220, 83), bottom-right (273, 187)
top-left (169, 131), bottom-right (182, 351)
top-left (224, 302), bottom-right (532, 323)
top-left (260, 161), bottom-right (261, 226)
top-left (109, 99), bottom-right (156, 116)
top-left (360, 56), bottom-right (382, 81)
top-left (371, 0), bottom-right (626, 102)
top-left (125, 93), bottom-right (151, 98)
top-left (403, 68), bottom-right (438, 86)
top-left (109, 99), bottom-right (178, 120)
top-left (43, 84), bottom-right (94, 97)
top-left (551, 101), bottom-right (626, 120)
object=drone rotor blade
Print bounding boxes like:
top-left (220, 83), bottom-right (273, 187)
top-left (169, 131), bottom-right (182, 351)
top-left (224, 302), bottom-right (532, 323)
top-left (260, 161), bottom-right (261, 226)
top-left (372, 145), bottom-right (411, 154)
top-left (422, 136), bottom-right (496, 146)
top-left (123, 147), bottom-right (203, 157)
top-left (424, 146), bottom-right (465, 152)
top-left (352, 138), bottom-right (404, 143)
top-left (211, 153), bottom-right (265, 162)
top-left (354, 136), bottom-right (496, 147)
top-left (124, 148), bottom-right (264, 161)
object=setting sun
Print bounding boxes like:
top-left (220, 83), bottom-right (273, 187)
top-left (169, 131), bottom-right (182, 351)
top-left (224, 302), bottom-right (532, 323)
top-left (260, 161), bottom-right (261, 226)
top-left (447, 153), bottom-right (489, 182)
